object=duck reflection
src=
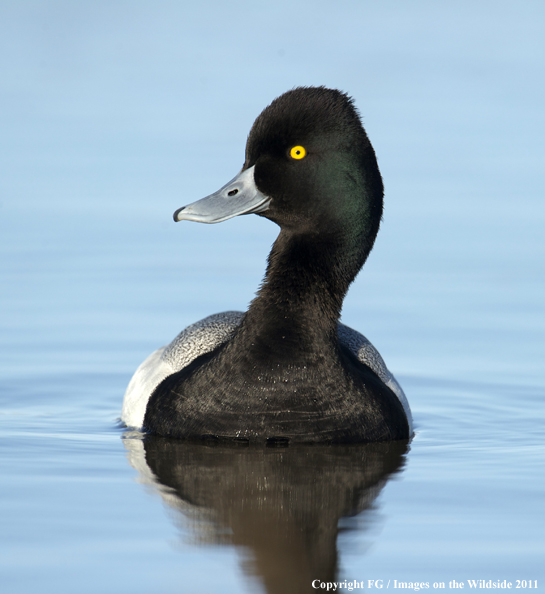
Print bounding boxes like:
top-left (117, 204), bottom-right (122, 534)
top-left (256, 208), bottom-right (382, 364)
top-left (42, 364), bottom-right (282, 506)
top-left (124, 435), bottom-right (408, 594)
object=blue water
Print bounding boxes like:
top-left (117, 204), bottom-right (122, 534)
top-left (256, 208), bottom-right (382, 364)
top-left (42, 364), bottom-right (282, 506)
top-left (1, 2), bottom-right (544, 593)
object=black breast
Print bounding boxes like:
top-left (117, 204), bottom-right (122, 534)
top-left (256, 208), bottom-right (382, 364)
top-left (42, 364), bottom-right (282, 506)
top-left (143, 333), bottom-right (409, 443)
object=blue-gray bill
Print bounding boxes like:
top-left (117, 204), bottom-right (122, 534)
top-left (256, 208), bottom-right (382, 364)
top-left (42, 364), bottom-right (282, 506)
top-left (173, 165), bottom-right (270, 224)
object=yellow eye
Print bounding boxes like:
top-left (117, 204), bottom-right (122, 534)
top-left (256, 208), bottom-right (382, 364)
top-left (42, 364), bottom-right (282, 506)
top-left (289, 145), bottom-right (307, 160)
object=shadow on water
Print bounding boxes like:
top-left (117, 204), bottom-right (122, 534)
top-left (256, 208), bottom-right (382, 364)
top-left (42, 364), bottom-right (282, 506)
top-left (124, 434), bottom-right (409, 594)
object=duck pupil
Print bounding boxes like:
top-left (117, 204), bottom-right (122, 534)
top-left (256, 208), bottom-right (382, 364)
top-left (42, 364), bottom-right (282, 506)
top-left (228, 189), bottom-right (238, 196)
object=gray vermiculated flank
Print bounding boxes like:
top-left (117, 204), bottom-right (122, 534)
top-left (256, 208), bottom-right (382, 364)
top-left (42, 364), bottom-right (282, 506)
top-left (337, 323), bottom-right (390, 384)
top-left (162, 311), bottom-right (244, 371)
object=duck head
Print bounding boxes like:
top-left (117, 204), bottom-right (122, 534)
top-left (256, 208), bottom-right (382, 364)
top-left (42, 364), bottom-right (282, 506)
top-left (174, 87), bottom-right (384, 260)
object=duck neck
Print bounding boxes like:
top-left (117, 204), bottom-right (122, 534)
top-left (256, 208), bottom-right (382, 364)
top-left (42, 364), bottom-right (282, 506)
top-left (242, 228), bottom-right (365, 354)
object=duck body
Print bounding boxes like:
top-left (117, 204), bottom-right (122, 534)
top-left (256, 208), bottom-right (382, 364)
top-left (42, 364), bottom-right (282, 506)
top-left (122, 87), bottom-right (413, 443)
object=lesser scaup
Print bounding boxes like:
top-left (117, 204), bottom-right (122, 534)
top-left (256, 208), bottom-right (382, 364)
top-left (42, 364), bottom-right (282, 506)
top-left (122, 86), bottom-right (413, 443)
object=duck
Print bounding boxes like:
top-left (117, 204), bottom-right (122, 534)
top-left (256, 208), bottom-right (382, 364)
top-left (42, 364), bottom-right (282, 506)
top-left (121, 86), bottom-right (413, 443)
